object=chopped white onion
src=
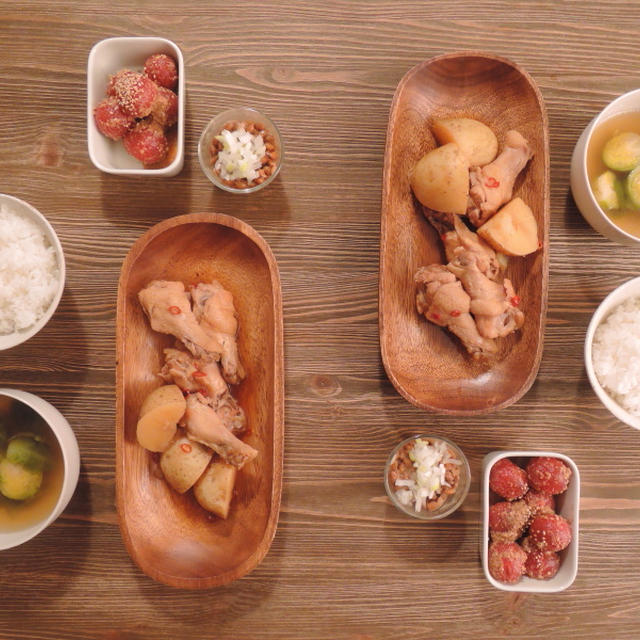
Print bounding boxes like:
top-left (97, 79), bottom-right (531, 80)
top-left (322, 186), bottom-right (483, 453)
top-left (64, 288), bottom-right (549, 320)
top-left (214, 126), bottom-right (267, 183)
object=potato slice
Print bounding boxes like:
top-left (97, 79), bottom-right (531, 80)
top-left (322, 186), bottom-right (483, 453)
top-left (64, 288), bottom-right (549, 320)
top-left (160, 433), bottom-right (213, 493)
top-left (136, 384), bottom-right (186, 452)
top-left (477, 197), bottom-right (539, 256)
top-left (410, 143), bottom-right (469, 214)
top-left (431, 117), bottom-right (499, 167)
top-left (193, 460), bottom-right (237, 519)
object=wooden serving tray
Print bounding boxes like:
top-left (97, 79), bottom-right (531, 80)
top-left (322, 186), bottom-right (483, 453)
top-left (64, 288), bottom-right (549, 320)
top-left (116, 212), bottom-right (284, 588)
top-left (379, 52), bottom-right (549, 414)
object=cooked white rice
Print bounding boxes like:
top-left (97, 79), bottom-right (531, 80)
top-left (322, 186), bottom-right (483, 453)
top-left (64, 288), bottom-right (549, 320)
top-left (592, 297), bottom-right (640, 416)
top-left (0, 203), bottom-right (60, 334)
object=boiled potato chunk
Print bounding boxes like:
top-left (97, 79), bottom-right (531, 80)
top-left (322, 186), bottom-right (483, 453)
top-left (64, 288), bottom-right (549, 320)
top-left (410, 143), bottom-right (470, 214)
top-left (477, 197), bottom-right (539, 256)
top-left (431, 117), bottom-right (498, 166)
top-left (193, 460), bottom-right (237, 519)
top-left (160, 433), bottom-right (212, 493)
top-left (136, 384), bottom-right (186, 452)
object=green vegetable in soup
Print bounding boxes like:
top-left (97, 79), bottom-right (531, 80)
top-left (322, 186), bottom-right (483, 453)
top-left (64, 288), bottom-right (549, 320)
top-left (6, 435), bottom-right (50, 472)
top-left (0, 458), bottom-right (42, 500)
top-left (627, 165), bottom-right (640, 209)
top-left (602, 132), bottom-right (640, 172)
top-left (592, 170), bottom-right (624, 211)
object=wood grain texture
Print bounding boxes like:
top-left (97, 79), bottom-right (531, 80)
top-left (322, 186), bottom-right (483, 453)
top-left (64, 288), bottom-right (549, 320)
top-left (380, 52), bottom-right (549, 414)
top-left (0, 1), bottom-right (639, 639)
top-left (116, 213), bottom-right (284, 588)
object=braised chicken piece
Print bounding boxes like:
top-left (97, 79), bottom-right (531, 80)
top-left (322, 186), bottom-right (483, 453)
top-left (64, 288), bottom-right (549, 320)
top-left (138, 280), bottom-right (225, 360)
top-left (447, 253), bottom-right (524, 340)
top-left (445, 215), bottom-right (502, 281)
top-left (467, 130), bottom-right (534, 227)
top-left (160, 347), bottom-right (247, 434)
top-left (190, 282), bottom-right (245, 385)
top-left (415, 264), bottom-right (497, 358)
top-left (160, 347), bottom-right (227, 398)
top-left (181, 394), bottom-right (257, 469)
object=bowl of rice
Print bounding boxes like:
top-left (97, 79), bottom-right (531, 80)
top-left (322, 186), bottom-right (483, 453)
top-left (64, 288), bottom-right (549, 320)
top-left (197, 107), bottom-right (283, 194)
top-left (585, 276), bottom-right (640, 429)
top-left (0, 194), bottom-right (65, 350)
top-left (384, 434), bottom-right (470, 520)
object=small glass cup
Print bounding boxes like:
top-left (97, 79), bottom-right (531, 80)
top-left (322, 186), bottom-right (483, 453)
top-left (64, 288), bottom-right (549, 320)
top-left (198, 107), bottom-right (283, 194)
top-left (384, 434), bottom-right (471, 520)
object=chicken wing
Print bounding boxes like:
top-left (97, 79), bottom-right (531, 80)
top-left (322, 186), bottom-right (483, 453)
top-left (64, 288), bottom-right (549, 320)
top-left (138, 280), bottom-right (225, 360)
top-left (160, 348), bottom-right (247, 434)
top-left (415, 264), bottom-right (497, 358)
top-left (181, 394), bottom-right (257, 469)
top-left (467, 130), bottom-right (533, 227)
top-left (447, 252), bottom-right (524, 339)
top-left (190, 282), bottom-right (245, 384)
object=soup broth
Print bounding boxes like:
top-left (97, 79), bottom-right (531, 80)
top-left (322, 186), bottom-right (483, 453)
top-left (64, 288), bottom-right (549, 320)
top-left (587, 111), bottom-right (640, 237)
top-left (0, 396), bottom-right (64, 532)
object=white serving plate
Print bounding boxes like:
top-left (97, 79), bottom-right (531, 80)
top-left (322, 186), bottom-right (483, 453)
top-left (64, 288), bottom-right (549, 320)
top-left (482, 450), bottom-right (580, 593)
top-left (87, 36), bottom-right (184, 176)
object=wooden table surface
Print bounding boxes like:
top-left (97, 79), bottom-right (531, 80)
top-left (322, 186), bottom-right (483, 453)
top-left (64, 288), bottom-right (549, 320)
top-left (1, 2), bottom-right (639, 638)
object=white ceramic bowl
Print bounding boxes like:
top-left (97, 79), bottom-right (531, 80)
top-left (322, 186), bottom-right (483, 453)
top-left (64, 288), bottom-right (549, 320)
top-left (585, 275), bottom-right (640, 429)
top-left (482, 451), bottom-right (580, 593)
top-left (87, 36), bottom-right (185, 176)
top-left (0, 194), bottom-right (65, 350)
top-left (570, 88), bottom-right (640, 245)
top-left (198, 107), bottom-right (283, 193)
top-left (0, 389), bottom-right (80, 550)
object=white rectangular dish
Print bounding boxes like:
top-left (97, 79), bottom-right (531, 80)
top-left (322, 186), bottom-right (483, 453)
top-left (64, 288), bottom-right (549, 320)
top-left (482, 450), bottom-right (580, 593)
top-left (87, 36), bottom-right (184, 176)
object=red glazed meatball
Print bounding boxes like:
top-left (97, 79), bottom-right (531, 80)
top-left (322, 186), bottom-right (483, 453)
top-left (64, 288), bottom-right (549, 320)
top-left (528, 513), bottom-right (572, 552)
top-left (123, 121), bottom-right (168, 165)
top-left (144, 53), bottom-right (178, 89)
top-left (489, 458), bottom-right (528, 500)
top-left (525, 549), bottom-right (561, 579)
top-left (151, 86), bottom-right (178, 128)
top-left (523, 489), bottom-right (556, 518)
top-left (489, 500), bottom-right (530, 542)
top-left (106, 69), bottom-right (137, 97)
top-left (113, 71), bottom-right (158, 118)
top-left (488, 541), bottom-right (527, 584)
top-left (526, 457), bottom-right (572, 495)
top-left (93, 97), bottom-right (134, 140)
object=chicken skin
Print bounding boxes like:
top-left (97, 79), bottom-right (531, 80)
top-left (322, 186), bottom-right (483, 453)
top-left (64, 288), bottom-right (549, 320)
top-left (181, 394), bottom-right (257, 469)
top-left (467, 130), bottom-right (534, 227)
top-left (415, 264), bottom-right (497, 358)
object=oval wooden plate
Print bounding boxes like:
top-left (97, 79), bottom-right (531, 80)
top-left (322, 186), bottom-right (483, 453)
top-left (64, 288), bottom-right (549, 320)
top-left (379, 52), bottom-right (549, 414)
top-left (116, 213), bottom-right (284, 588)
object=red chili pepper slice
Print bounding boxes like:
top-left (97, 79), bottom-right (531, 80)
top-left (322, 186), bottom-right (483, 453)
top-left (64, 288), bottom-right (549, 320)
top-left (168, 305), bottom-right (181, 315)
top-left (180, 443), bottom-right (192, 453)
top-left (192, 370), bottom-right (207, 378)
top-left (510, 295), bottom-right (521, 307)
top-left (485, 177), bottom-right (500, 188)
top-left (430, 312), bottom-right (441, 321)
top-left (450, 310), bottom-right (461, 317)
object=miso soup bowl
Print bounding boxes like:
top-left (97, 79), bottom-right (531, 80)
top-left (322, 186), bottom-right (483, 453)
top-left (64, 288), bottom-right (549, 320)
top-left (570, 88), bottom-right (640, 246)
top-left (0, 389), bottom-right (80, 550)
